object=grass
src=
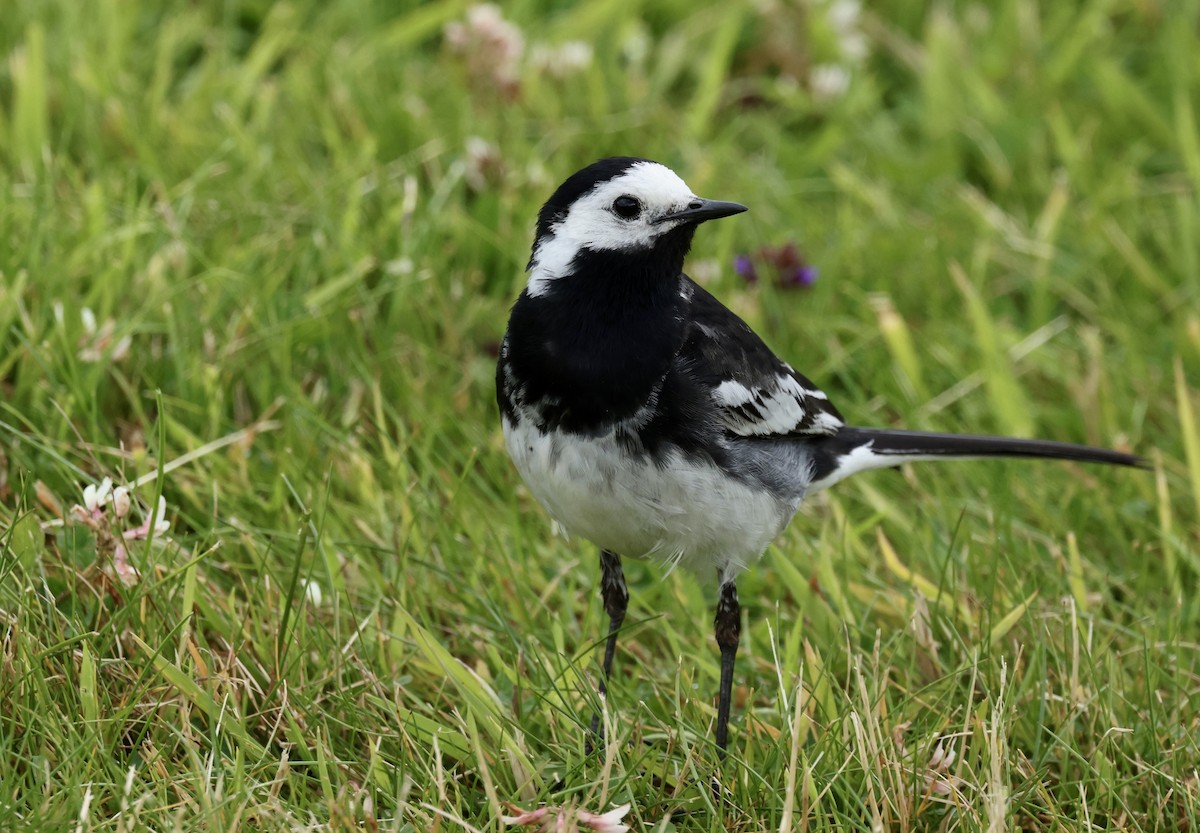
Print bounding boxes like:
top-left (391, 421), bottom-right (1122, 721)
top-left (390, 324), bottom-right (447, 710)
top-left (0, 0), bottom-right (1198, 829)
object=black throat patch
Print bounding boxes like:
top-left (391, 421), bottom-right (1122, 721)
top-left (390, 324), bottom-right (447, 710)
top-left (501, 225), bottom-right (697, 434)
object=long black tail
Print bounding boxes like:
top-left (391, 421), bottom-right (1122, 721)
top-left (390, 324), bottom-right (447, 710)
top-left (808, 426), bottom-right (1144, 492)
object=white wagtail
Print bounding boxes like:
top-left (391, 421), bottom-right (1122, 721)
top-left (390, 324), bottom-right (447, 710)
top-left (496, 157), bottom-right (1142, 756)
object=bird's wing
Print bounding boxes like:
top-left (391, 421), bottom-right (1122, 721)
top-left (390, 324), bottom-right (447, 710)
top-left (678, 278), bottom-right (845, 438)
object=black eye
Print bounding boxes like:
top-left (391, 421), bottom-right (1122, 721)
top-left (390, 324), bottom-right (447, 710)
top-left (611, 195), bottom-right (642, 220)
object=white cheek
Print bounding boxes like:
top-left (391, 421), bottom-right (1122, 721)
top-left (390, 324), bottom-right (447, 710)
top-left (561, 210), bottom-right (655, 251)
top-left (527, 234), bottom-right (579, 297)
top-left (526, 209), bottom-right (653, 297)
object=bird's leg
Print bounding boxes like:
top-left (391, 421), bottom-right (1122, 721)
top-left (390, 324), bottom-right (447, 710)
top-left (714, 579), bottom-right (741, 758)
top-left (598, 549), bottom-right (628, 692)
top-left (588, 549), bottom-right (628, 747)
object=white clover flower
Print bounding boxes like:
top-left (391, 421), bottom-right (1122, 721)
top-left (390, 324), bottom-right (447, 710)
top-left (501, 807), bottom-right (548, 827)
top-left (501, 803), bottom-right (629, 831)
top-left (929, 740), bottom-right (956, 770)
top-left (827, 0), bottom-right (869, 62)
top-left (82, 478), bottom-right (113, 513)
top-left (76, 306), bottom-right (132, 363)
top-left (464, 136), bottom-right (502, 192)
top-left (827, 0), bottom-right (861, 32)
top-left (109, 334), bottom-right (132, 361)
top-left (620, 28), bottom-right (651, 66)
top-left (577, 803), bottom-right (631, 833)
top-left (112, 542), bottom-right (139, 585)
top-left (112, 486), bottom-right (132, 519)
top-left (810, 64), bottom-right (851, 102)
top-left (123, 495), bottom-right (170, 540)
top-left (302, 579), bottom-right (324, 606)
top-left (925, 741), bottom-right (958, 796)
top-left (530, 41), bottom-right (593, 79)
top-left (445, 3), bottom-right (524, 94)
top-left (558, 42), bottom-right (592, 71)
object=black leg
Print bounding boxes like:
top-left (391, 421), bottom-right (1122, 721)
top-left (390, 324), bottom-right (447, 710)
top-left (598, 550), bottom-right (628, 687)
top-left (714, 580), bottom-right (741, 758)
top-left (588, 549), bottom-right (628, 747)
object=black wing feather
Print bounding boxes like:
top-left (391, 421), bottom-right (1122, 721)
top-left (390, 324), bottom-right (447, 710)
top-left (676, 278), bottom-right (845, 439)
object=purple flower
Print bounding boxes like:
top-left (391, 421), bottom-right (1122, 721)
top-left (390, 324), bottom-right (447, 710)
top-left (781, 264), bottom-right (818, 289)
top-left (733, 254), bottom-right (757, 284)
top-left (738, 244), bottom-right (818, 290)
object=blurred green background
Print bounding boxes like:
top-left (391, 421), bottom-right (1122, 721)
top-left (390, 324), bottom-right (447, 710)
top-left (1, 0), bottom-right (1198, 830)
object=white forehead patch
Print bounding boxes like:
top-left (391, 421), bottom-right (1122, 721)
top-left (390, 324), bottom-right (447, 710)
top-left (606, 161), bottom-right (694, 207)
top-left (527, 162), bottom-right (698, 296)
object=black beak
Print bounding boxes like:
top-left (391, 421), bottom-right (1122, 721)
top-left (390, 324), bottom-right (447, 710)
top-left (655, 198), bottom-right (748, 225)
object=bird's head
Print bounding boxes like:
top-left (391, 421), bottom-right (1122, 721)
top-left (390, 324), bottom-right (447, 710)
top-left (526, 157), bottom-right (746, 295)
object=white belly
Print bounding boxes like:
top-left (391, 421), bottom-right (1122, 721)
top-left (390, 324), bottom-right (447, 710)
top-left (503, 417), bottom-right (793, 578)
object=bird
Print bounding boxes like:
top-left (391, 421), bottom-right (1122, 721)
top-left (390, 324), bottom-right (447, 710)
top-left (495, 156), bottom-right (1142, 757)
